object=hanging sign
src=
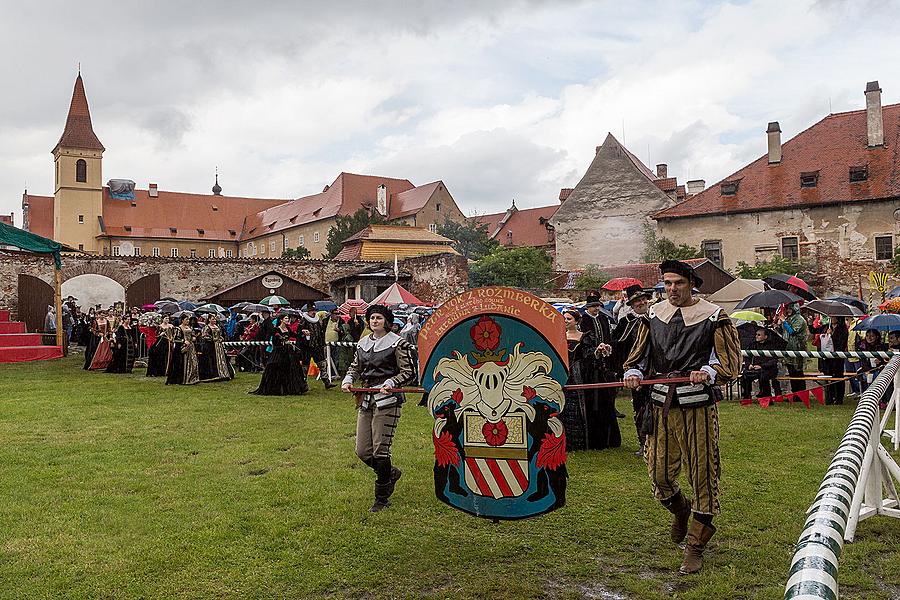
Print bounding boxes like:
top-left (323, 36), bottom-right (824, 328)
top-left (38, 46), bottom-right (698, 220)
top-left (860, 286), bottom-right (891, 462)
top-left (418, 287), bottom-right (569, 520)
top-left (261, 274), bottom-right (284, 290)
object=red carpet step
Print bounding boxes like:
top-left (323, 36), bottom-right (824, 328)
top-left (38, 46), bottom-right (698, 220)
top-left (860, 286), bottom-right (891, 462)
top-left (0, 333), bottom-right (43, 347)
top-left (0, 308), bottom-right (62, 363)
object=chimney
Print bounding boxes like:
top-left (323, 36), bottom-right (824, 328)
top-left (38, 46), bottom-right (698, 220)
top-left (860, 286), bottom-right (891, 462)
top-left (558, 188), bottom-right (573, 202)
top-left (865, 80), bottom-right (884, 147)
top-left (595, 145), bottom-right (602, 155)
top-left (767, 121), bottom-right (782, 164)
top-left (148, 183), bottom-right (158, 197)
top-left (656, 163), bottom-right (667, 178)
top-left (376, 184), bottom-right (388, 216)
top-left (686, 179), bottom-right (706, 196)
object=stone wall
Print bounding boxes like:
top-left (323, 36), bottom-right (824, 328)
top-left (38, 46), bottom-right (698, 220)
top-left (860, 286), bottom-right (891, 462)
top-left (656, 200), bottom-right (900, 295)
top-left (0, 251), bottom-right (468, 319)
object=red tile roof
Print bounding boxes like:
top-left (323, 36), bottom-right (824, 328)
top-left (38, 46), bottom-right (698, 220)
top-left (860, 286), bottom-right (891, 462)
top-left (240, 172), bottom-right (417, 239)
top-left (54, 74), bottom-right (104, 152)
top-left (101, 187), bottom-right (287, 241)
top-left (551, 258), bottom-right (710, 289)
top-left (341, 224), bottom-right (454, 244)
top-left (22, 194), bottom-right (54, 239)
top-left (475, 204), bottom-right (560, 248)
top-left (653, 177), bottom-right (678, 193)
top-left (391, 181), bottom-right (441, 218)
top-left (655, 103), bottom-right (900, 220)
top-left (0, 214), bottom-right (12, 225)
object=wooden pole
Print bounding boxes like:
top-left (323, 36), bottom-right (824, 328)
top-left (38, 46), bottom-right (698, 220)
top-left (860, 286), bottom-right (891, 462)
top-left (54, 267), bottom-right (63, 348)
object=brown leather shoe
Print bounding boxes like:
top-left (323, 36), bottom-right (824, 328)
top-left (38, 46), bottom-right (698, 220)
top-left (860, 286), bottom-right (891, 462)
top-left (663, 492), bottom-right (692, 544)
top-left (679, 519), bottom-right (716, 575)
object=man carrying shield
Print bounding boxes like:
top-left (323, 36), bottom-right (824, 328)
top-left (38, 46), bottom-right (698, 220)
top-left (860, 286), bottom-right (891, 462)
top-left (623, 260), bottom-right (741, 574)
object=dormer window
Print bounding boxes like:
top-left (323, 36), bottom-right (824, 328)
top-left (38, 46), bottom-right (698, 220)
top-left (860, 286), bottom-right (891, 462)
top-left (506, 230), bottom-right (513, 243)
top-left (211, 205), bottom-right (219, 211)
top-left (169, 227), bottom-right (177, 234)
top-left (197, 228), bottom-right (205, 235)
top-left (124, 225), bottom-right (132, 232)
top-left (800, 171), bottom-right (819, 188)
top-left (720, 180), bottom-right (739, 196)
top-left (228, 229), bottom-right (236, 236)
top-left (849, 165), bottom-right (869, 183)
top-left (289, 216), bottom-right (297, 223)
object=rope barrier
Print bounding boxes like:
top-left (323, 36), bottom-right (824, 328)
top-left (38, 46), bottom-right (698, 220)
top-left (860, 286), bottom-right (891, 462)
top-left (743, 349), bottom-right (898, 360)
top-left (784, 355), bottom-right (900, 600)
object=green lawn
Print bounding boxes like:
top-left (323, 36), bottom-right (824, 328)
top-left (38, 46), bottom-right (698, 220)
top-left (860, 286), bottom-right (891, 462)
top-left (1, 356), bottom-right (899, 599)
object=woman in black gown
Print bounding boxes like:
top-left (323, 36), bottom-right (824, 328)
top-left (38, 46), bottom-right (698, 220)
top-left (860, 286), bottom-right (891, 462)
top-left (250, 318), bottom-right (308, 395)
top-left (560, 310), bottom-right (589, 451)
top-left (105, 317), bottom-right (135, 374)
top-left (198, 314), bottom-right (234, 382)
top-left (146, 316), bottom-right (174, 377)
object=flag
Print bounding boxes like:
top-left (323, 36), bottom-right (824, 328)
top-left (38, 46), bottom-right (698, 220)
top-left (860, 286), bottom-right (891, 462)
top-left (811, 387), bottom-right (825, 405)
top-left (740, 399), bottom-right (753, 406)
top-left (797, 389), bottom-right (811, 408)
top-left (308, 358), bottom-right (320, 378)
top-left (759, 396), bottom-right (772, 408)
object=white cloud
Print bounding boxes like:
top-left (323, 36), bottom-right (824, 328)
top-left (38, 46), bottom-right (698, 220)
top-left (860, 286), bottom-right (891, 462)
top-left (2, 0), bottom-right (900, 227)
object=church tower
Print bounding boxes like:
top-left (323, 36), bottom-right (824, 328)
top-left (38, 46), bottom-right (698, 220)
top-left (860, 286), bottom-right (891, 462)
top-left (52, 72), bottom-right (104, 253)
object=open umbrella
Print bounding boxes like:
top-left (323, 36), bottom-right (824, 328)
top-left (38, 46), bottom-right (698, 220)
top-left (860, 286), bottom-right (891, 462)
top-left (853, 313), bottom-right (900, 332)
top-left (315, 300), bottom-right (338, 313)
top-left (141, 304), bottom-right (157, 311)
top-left (602, 277), bottom-right (643, 291)
top-left (259, 295), bottom-right (290, 307)
top-left (887, 286), bottom-right (900, 299)
top-left (241, 303), bottom-right (271, 314)
top-left (171, 310), bottom-right (194, 320)
top-left (763, 274), bottom-right (816, 300)
top-left (339, 298), bottom-right (369, 315)
top-left (178, 301), bottom-right (198, 311)
top-left (803, 299), bottom-right (864, 318)
top-left (279, 308), bottom-right (302, 317)
top-left (734, 289), bottom-right (803, 310)
top-left (730, 310), bottom-right (765, 321)
top-left (229, 301), bottom-right (251, 311)
top-left (195, 303), bottom-right (229, 315)
top-left (155, 301), bottom-right (180, 314)
top-left (826, 295), bottom-right (868, 312)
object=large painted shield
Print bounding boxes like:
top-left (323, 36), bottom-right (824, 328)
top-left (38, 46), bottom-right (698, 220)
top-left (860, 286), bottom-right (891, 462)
top-left (418, 287), bottom-right (569, 520)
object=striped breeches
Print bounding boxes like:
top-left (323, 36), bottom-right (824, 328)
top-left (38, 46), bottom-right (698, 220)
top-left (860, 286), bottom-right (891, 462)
top-left (645, 403), bottom-right (721, 515)
top-left (355, 404), bottom-right (402, 462)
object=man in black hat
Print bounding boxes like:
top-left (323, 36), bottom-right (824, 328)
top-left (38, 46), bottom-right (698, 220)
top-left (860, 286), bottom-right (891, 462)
top-left (579, 290), bottom-right (621, 449)
top-left (300, 303), bottom-right (334, 388)
top-left (623, 259), bottom-right (741, 575)
top-left (611, 284), bottom-right (653, 455)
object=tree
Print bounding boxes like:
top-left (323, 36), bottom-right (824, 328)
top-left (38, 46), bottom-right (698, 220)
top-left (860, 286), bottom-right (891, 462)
top-left (469, 246), bottom-right (553, 289)
top-left (281, 246), bottom-right (311, 259)
top-left (734, 256), bottom-right (805, 279)
top-left (438, 217), bottom-right (499, 261)
top-left (325, 208), bottom-right (388, 259)
top-left (641, 223), bottom-right (703, 262)
top-left (574, 264), bottom-right (611, 290)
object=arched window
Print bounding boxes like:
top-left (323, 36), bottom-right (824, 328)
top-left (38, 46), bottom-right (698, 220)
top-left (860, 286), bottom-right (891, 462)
top-left (76, 159), bottom-right (87, 183)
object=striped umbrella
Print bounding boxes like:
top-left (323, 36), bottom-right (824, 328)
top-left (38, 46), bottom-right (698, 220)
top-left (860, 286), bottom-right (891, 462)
top-left (195, 303), bottom-right (229, 315)
top-left (259, 295), bottom-right (290, 307)
top-left (339, 298), bottom-right (369, 315)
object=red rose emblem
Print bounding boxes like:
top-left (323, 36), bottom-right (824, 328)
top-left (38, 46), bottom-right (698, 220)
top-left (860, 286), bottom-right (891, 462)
top-left (433, 431), bottom-right (460, 467)
top-left (482, 420), bottom-right (509, 446)
top-left (470, 316), bottom-right (502, 351)
top-left (535, 432), bottom-right (567, 471)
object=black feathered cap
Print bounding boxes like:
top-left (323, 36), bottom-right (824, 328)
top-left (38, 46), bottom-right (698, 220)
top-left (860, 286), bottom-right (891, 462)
top-left (659, 259), bottom-right (703, 288)
top-left (624, 284), bottom-right (651, 306)
top-left (365, 304), bottom-right (394, 326)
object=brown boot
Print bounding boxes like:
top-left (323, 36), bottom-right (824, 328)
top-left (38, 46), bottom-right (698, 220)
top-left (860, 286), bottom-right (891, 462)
top-left (679, 519), bottom-right (716, 575)
top-left (662, 492), bottom-right (692, 544)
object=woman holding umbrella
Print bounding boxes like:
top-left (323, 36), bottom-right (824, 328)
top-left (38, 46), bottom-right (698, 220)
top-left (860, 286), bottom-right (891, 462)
top-left (823, 317), bottom-right (849, 405)
top-left (776, 303), bottom-right (809, 394)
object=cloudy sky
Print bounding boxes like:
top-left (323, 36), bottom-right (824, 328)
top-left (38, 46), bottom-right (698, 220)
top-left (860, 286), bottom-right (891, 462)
top-left (1, 0), bottom-right (898, 225)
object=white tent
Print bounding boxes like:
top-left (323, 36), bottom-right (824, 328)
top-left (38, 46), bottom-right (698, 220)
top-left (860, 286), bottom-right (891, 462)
top-left (708, 278), bottom-right (767, 314)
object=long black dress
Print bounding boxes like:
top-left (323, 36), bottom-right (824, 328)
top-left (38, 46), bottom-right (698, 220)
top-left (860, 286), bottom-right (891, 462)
top-left (560, 336), bottom-right (589, 452)
top-left (579, 312), bottom-right (621, 450)
top-left (198, 324), bottom-right (234, 382)
top-left (105, 323), bottom-right (135, 374)
top-left (83, 319), bottom-right (99, 370)
top-left (166, 326), bottom-right (200, 385)
top-left (250, 330), bottom-right (308, 395)
top-left (146, 326), bottom-right (172, 377)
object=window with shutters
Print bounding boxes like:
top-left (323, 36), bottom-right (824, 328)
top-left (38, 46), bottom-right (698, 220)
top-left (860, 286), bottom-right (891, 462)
top-left (208, 249), bottom-right (216, 258)
top-left (171, 248), bottom-right (178, 258)
top-left (152, 247), bottom-right (160, 257)
top-left (112, 245), bottom-right (120, 256)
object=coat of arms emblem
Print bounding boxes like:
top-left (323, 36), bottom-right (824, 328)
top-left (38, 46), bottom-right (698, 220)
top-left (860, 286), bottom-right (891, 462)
top-left (418, 287), bottom-right (568, 520)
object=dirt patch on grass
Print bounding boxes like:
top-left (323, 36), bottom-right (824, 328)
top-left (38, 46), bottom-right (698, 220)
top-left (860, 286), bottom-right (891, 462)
top-left (545, 578), bottom-right (630, 599)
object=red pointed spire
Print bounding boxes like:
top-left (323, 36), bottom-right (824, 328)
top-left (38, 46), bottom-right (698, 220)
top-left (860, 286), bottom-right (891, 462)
top-left (53, 73), bottom-right (104, 152)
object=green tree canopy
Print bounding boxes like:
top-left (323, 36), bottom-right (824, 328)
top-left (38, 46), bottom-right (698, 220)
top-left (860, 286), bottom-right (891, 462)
top-left (641, 224), bottom-right (704, 262)
top-left (469, 246), bottom-right (553, 289)
top-left (734, 256), bottom-right (804, 279)
top-left (574, 264), bottom-right (611, 290)
top-left (437, 218), bottom-right (499, 261)
top-left (281, 246), bottom-right (311, 260)
top-left (325, 208), bottom-right (388, 259)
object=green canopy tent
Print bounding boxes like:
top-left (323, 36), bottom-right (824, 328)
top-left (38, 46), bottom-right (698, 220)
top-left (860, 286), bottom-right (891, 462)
top-left (0, 221), bottom-right (64, 347)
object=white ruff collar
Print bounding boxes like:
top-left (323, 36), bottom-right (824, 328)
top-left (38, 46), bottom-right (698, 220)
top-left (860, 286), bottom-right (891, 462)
top-left (649, 298), bottom-right (721, 327)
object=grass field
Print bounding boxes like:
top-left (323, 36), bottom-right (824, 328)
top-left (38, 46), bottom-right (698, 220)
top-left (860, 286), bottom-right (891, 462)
top-left (1, 355), bottom-right (899, 599)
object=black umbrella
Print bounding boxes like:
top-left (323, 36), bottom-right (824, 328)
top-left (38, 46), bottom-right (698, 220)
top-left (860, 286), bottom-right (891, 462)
top-left (763, 274), bottom-right (816, 300)
top-left (825, 295), bottom-right (868, 312)
top-left (230, 301), bottom-right (251, 310)
top-left (734, 289), bottom-right (803, 310)
top-left (155, 301), bottom-right (180, 314)
top-left (171, 310), bottom-right (195, 320)
top-left (803, 299), bottom-right (864, 318)
top-left (241, 303), bottom-right (270, 314)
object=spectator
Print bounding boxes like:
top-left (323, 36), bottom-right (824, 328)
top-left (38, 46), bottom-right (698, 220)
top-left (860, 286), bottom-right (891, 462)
top-left (778, 303), bottom-right (809, 394)
top-left (855, 328), bottom-right (886, 393)
top-left (741, 327), bottom-right (783, 400)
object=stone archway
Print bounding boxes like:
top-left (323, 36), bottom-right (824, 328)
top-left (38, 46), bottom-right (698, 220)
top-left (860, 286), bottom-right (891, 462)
top-left (61, 274), bottom-right (125, 311)
top-left (60, 261), bottom-right (134, 288)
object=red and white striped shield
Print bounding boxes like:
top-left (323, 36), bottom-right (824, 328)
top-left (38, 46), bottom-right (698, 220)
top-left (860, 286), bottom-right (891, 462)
top-left (462, 412), bottom-right (529, 498)
top-left (464, 457), bottom-right (529, 498)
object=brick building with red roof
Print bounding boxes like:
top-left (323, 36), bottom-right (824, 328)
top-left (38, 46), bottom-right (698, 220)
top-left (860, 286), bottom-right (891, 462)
top-left (654, 80), bottom-right (900, 293)
top-left (20, 73), bottom-right (467, 259)
top-left (473, 199), bottom-right (560, 257)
